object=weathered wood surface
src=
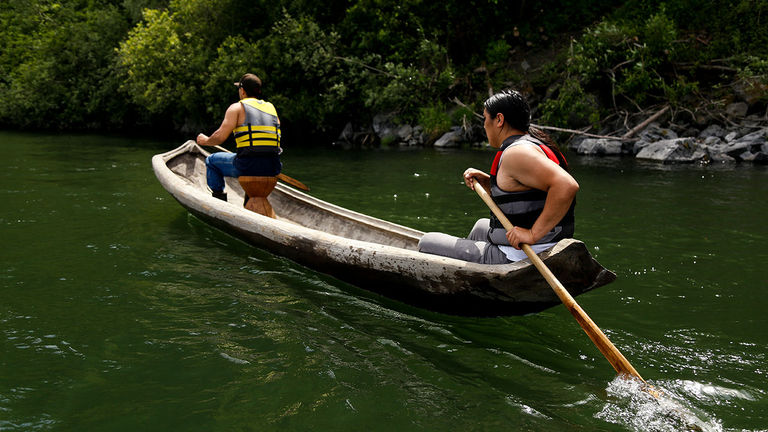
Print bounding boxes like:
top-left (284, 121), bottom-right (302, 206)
top-left (152, 141), bottom-right (616, 316)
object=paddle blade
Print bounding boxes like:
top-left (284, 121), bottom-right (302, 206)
top-left (277, 173), bottom-right (309, 191)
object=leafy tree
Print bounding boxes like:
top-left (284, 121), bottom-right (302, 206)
top-left (1, 0), bottom-right (766, 136)
top-left (0, 0), bottom-right (130, 129)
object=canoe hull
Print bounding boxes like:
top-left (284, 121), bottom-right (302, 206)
top-left (153, 141), bottom-right (616, 316)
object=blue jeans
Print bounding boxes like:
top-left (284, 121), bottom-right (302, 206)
top-left (206, 152), bottom-right (282, 193)
top-left (205, 152), bottom-right (240, 193)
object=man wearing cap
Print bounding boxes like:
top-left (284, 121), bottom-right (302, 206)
top-left (196, 73), bottom-right (282, 201)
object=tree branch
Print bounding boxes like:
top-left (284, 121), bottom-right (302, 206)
top-left (333, 56), bottom-right (394, 77)
top-left (531, 124), bottom-right (635, 141)
top-left (621, 105), bottom-right (670, 139)
top-left (451, 97), bottom-right (637, 140)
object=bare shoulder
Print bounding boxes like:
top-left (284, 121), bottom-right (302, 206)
top-left (226, 101), bottom-right (243, 114)
top-left (223, 101), bottom-right (245, 124)
top-left (502, 141), bottom-right (548, 165)
top-left (498, 141), bottom-right (568, 191)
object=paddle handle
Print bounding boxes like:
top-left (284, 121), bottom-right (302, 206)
top-left (471, 179), bottom-right (644, 381)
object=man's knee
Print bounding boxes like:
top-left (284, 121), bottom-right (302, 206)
top-left (418, 232), bottom-right (451, 255)
top-left (468, 218), bottom-right (491, 241)
top-left (418, 233), bottom-right (486, 263)
top-left (207, 150), bottom-right (232, 163)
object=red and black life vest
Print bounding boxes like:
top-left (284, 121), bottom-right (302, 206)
top-left (488, 134), bottom-right (575, 244)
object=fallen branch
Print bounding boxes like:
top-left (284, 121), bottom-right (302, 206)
top-left (451, 97), bottom-right (635, 140)
top-left (451, 97), bottom-right (483, 119)
top-left (621, 105), bottom-right (670, 139)
top-left (531, 124), bottom-right (635, 141)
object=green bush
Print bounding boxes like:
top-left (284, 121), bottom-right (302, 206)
top-left (0, 2), bottom-right (129, 129)
top-left (418, 103), bottom-right (452, 139)
top-left (1, 0), bottom-right (767, 135)
top-left (486, 40), bottom-right (512, 65)
top-left (539, 79), bottom-right (601, 128)
top-left (552, 9), bottom-right (689, 110)
top-left (118, 9), bottom-right (199, 116)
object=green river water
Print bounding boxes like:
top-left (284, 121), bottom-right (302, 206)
top-left (1, 131), bottom-right (767, 431)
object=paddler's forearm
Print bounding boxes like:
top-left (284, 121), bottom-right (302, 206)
top-left (529, 180), bottom-right (578, 242)
top-left (196, 128), bottom-right (229, 147)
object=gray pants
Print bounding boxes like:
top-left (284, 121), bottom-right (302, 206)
top-left (417, 218), bottom-right (511, 264)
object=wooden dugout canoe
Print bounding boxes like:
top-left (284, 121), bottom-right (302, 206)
top-left (152, 141), bottom-right (616, 316)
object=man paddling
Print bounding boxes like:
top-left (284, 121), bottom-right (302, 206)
top-left (195, 73), bottom-right (282, 201)
top-left (418, 89), bottom-right (578, 263)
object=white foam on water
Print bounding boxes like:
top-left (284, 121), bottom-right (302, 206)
top-left (595, 376), bottom-right (725, 432)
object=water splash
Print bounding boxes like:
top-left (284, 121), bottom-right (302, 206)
top-left (595, 376), bottom-right (724, 432)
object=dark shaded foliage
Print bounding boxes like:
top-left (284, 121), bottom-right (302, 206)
top-left (0, 0), bottom-right (765, 140)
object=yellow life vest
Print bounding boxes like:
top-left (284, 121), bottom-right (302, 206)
top-left (233, 98), bottom-right (281, 155)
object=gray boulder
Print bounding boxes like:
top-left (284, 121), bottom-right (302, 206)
top-left (698, 127), bottom-right (768, 162)
top-left (635, 138), bottom-right (707, 163)
top-left (404, 125), bottom-right (426, 147)
top-left (725, 102), bottom-right (749, 119)
top-left (372, 114), bottom-right (392, 135)
top-left (698, 124), bottom-right (726, 139)
top-left (725, 127), bottom-right (768, 161)
top-left (633, 122), bottom-right (679, 154)
top-left (633, 140), bottom-right (651, 155)
top-left (372, 114), bottom-right (398, 144)
top-left (434, 128), bottom-right (463, 148)
top-left (638, 122), bottom-right (678, 142)
top-left (575, 138), bottom-right (624, 155)
top-left (338, 122), bottom-right (354, 142)
top-left (703, 136), bottom-right (724, 147)
top-left (393, 124), bottom-right (419, 146)
top-left (724, 131), bottom-right (740, 142)
top-left (735, 127), bottom-right (768, 145)
top-left (394, 124), bottom-right (413, 141)
top-left (708, 152), bottom-right (736, 163)
top-left (740, 151), bottom-right (758, 162)
top-left (723, 142), bottom-right (756, 159)
top-left (568, 136), bottom-right (587, 152)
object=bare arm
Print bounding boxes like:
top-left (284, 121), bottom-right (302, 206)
top-left (196, 102), bottom-right (241, 147)
top-left (500, 146), bottom-right (579, 248)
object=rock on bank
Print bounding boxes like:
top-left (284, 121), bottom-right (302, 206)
top-left (571, 122), bottom-right (768, 164)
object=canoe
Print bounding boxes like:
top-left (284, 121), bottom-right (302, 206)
top-left (152, 141), bottom-right (616, 316)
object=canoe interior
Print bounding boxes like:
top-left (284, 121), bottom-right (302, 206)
top-left (166, 147), bottom-right (423, 251)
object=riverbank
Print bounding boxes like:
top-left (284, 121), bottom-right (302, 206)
top-left (333, 90), bottom-right (768, 165)
top-left (333, 105), bottom-right (768, 165)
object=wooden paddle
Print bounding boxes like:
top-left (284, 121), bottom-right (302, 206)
top-left (276, 173), bottom-right (309, 191)
top-left (471, 179), bottom-right (654, 388)
top-left (211, 145), bottom-right (310, 191)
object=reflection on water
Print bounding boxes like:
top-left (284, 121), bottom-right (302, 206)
top-left (1, 132), bottom-right (767, 431)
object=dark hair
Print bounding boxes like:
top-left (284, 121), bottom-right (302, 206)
top-left (528, 126), bottom-right (569, 171)
top-left (238, 73), bottom-right (263, 98)
top-left (483, 89), bottom-right (530, 132)
top-left (528, 126), bottom-right (557, 149)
